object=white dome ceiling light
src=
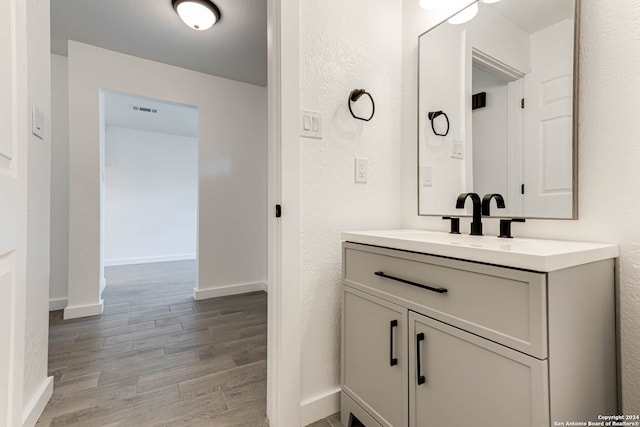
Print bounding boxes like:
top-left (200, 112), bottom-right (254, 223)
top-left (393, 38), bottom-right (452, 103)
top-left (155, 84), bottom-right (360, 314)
top-left (172, 0), bottom-right (221, 31)
top-left (448, 2), bottom-right (479, 25)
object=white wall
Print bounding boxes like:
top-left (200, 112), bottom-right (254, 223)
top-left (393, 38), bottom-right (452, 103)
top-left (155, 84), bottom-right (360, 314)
top-left (472, 67), bottom-right (509, 201)
top-left (64, 41), bottom-right (267, 318)
top-left (104, 127), bottom-right (197, 266)
top-left (50, 54), bottom-right (69, 310)
top-left (23, 0), bottom-right (54, 424)
top-left (530, 19), bottom-right (574, 71)
top-left (403, 0), bottom-right (640, 413)
top-left (298, 0), bottom-right (404, 423)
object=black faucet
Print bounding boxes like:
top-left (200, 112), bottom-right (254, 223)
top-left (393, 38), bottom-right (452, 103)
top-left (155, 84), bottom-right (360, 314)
top-left (481, 193), bottom-right (506, 216)
top-left (456, 193), bottom-right (483, 235)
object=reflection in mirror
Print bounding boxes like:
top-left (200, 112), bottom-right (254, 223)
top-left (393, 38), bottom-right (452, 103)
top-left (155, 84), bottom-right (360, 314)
top-left (418, 0), bottom-right (577, 219)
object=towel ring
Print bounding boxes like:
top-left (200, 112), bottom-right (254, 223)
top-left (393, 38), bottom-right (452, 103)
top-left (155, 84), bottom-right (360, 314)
top-left (348, 89), bottom-right (375, 122)
top-left (428, 110), bottom-right (449, 136)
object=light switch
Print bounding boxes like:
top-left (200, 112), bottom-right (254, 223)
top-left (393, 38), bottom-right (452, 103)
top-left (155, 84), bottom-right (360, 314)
top-left (301, 110), bottom-right (323, 139)
top-left (32, 106), bottom-right (44, 140)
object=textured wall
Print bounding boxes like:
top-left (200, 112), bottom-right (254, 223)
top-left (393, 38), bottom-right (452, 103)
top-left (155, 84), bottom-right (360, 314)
top-left (403, 0), bottom-right (640, 413)
top-left (299, 0), bottom-right (404, 407)
top-left (24, 0), bottom-right (53, 418)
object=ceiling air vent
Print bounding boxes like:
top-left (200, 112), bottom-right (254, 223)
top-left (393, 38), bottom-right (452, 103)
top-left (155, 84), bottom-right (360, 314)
top-left (131, 105), bottom-right (158, 114)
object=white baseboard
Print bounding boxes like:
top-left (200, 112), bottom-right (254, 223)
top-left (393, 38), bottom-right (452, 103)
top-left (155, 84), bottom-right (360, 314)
top-left (194, 281), bottom-right (268, 300)
top-left (49, 297), bottom-right (68, 311)
top-left (104, 253), bottom-right (196, 267)
top-left (300, 387), bottom-right (341, 426)
top-left (22, 376), bottom-right (53, 427)
top-left (63, 300), bottom-right (104, 319)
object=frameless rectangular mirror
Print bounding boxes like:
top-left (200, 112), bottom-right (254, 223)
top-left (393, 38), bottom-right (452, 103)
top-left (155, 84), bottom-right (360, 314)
top-left (418, 0), bottom-right (578, 219)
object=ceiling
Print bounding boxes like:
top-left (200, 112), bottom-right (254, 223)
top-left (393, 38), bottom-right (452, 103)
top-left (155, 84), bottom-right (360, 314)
top-left (103, 90), bottom-right (198, 138)
top-left (50, 0), bottom-right (267, 86)
top-left (487, 0), bottom-right (574, 34)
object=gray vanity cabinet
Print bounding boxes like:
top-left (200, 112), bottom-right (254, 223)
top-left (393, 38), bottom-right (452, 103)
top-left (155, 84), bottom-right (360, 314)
top-left (409, 311), bottom-right (548, 427)
top-left (341, 241), bottom-right (617, 427)
top-left (342, 288), bottom-right (408, 427)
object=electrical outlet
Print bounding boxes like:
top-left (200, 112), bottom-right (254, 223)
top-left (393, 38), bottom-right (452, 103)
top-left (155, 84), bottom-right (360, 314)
top-left (451, 140), bottom-right (463, 159)
top-left (355, 158), bottom-right (368, 183)
top-left (420, 166), bottom-right (433, 187)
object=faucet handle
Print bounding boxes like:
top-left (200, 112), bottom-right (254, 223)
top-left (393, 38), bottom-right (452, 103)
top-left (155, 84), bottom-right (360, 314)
top-left (498, 218), bottom-right (526, 239)
top-left (442, 216), bottom-right (461, 234)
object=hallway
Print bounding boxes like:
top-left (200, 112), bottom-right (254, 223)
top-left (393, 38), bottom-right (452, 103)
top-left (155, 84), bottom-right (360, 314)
top-left (37, 260), bottom-right (268, 426)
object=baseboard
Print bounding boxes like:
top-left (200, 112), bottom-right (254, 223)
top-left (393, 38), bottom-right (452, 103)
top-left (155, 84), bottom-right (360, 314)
top-left (63, 300), bottom-right (104, 319)
top-left (194, 281), bottom-right (268, 300)
top-left (300, 387), bottom-right (341, 426)
top-left (104, 253), bottom-right (196, 267)
top-left (22, 376), bottom-right (53, 427)
top-left (49, 297), bottom-right (68, 311)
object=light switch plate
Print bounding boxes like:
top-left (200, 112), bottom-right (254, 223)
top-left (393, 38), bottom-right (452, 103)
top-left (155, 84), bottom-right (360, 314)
top-left (301, 110), bottom-right (323, 139)
top-left (32, 106), bottom-right (44, 140)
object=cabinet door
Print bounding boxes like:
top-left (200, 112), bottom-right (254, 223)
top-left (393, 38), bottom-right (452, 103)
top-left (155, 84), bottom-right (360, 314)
top-left (342, 287), bottom-right (408, 427)
top-left (409, 312), bottom-right (549, 427)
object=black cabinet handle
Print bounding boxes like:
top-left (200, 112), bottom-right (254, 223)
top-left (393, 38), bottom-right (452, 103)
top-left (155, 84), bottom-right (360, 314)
top-left (389, 320), bottom-right (398, 367)
top-left (417, 332), bottom-right (426, 385)
top-left (374, 271), bottom-right (448, 294)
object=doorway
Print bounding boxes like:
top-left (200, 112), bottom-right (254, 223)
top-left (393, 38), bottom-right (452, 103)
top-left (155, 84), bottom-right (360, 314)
top-left (100, 90), bottom-right (199, 298)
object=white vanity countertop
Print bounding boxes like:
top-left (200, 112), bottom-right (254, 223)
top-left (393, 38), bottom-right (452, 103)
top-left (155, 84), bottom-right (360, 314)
top-left (342, 230), bottom-right (619, 272)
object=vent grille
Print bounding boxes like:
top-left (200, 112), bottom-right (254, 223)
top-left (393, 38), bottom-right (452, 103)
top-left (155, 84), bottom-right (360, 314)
top-left (131, 105), bottom-right (158, 114)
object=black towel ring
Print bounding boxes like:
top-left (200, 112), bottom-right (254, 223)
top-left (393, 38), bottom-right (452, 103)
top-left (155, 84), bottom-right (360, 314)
top-left (428, 111), bottom-right (449, 136)
top-left (348, 89), bottom-right (375, 122)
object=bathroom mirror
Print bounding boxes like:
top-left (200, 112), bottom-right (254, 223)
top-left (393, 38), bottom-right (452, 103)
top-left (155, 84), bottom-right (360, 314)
top-left (418, 0), bottom-right (578, 219)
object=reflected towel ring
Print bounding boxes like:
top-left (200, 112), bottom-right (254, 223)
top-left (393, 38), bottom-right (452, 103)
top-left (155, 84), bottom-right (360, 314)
top-left (348, 89), bottom-right (375, 122)
top-left (428, 111), bottom-right (449, 136)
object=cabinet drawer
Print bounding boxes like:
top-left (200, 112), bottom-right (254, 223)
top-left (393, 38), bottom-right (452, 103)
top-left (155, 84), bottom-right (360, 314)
top-left (343, 243), bottom-right (548, 358)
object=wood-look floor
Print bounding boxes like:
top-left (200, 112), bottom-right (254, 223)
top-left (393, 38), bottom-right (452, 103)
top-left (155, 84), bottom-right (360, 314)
top-left (37, 260), bottom-right (268, 427)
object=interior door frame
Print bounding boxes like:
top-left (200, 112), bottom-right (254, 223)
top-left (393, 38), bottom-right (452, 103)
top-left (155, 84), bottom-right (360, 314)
top-left (266, 0), bottom-right (302, 425)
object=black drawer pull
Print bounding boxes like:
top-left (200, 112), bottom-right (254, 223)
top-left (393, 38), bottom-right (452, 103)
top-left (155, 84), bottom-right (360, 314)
top-left (390, 320), bottom-right (398, 367)
top-left (417, 332), bottom-right (426, 385)
top-left (374, 271), bottom-right (448, 294)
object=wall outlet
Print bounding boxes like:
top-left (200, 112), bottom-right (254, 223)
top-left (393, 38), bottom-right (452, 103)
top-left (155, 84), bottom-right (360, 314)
top-left (355, 158), bottom-right (368, 183)
top-left (420, 165), bottom-right (433, 187)
top-left (32, 106), bottom-right (45, 140)
top-left (451, 140), bottom-right (463, 159)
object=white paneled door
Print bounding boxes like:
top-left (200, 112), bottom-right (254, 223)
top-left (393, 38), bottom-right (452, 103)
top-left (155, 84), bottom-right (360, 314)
top-left (0, 1), bottom-right (28, 425)
top-left (524, 59), bottom-right (574, 218)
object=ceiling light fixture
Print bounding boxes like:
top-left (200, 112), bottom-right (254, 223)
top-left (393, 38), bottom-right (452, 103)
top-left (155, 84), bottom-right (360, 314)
top-left (172, 0), bottom-right (221, 31)
top-left (448, 3), bottom-right (478, 25)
